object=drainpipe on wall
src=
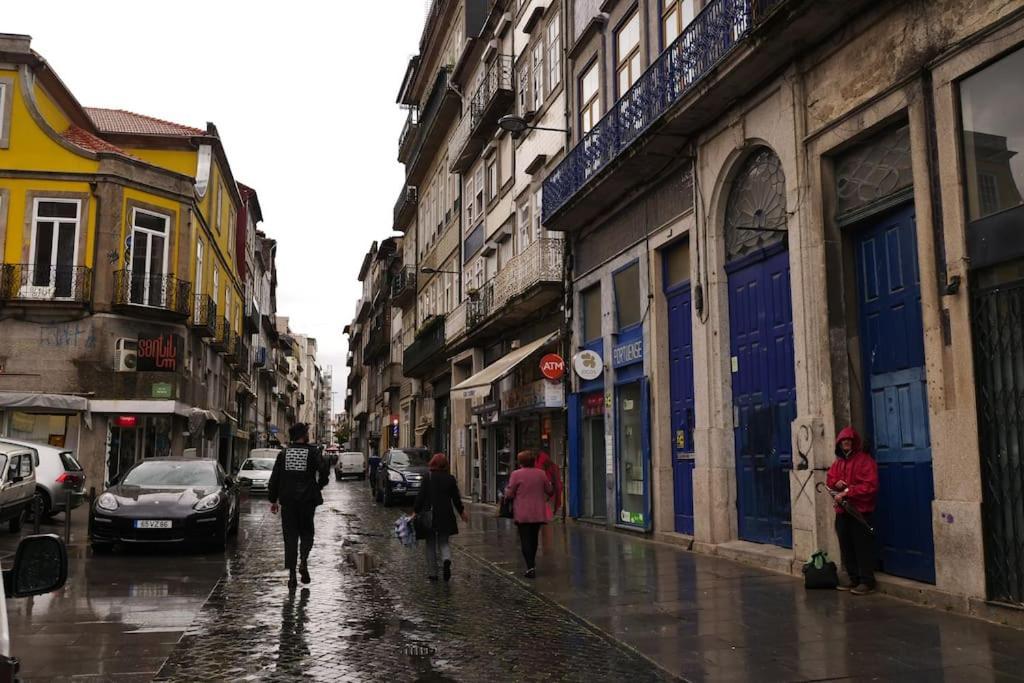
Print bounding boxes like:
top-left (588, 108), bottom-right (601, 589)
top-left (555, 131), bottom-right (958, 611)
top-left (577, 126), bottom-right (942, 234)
top-left (921, 69), bottom-right (953, 326)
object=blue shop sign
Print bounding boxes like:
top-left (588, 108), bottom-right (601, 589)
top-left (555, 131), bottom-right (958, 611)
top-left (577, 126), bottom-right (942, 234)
top-left (611, 337), bottom-right (644, 368)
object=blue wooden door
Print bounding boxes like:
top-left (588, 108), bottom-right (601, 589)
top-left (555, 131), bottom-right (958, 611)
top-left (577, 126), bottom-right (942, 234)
top-left (728, 247), bottom-right (795, 548)
top-left (666, 282), bottom-right (695, 535)
top-left (855, 204), bottom-right (935, 583)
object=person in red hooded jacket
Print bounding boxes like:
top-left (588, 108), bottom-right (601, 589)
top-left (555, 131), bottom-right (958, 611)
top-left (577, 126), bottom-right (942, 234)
top-left (826, 426), bottom-right (879, 594)
top-left (535, 451), bottom-right (562, 521)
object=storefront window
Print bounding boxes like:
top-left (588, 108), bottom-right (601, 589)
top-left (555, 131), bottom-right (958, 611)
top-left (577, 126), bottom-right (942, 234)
top-left (960, 47), bottom-right (1024, 222)
top-left (617, 382), bottom-right (645, 526)
top-left (8, 412), bottom-right (71, 447)
top-left (581, 392), bottom-right (607, 519)
top-left (613, 262), bottom-right (641, 330)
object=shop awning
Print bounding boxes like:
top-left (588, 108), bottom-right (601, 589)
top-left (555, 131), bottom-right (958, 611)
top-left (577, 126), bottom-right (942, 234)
top-left (0, 391), bottom-right (92, 429)
top-left (450, 332), bottom-right (558, 400)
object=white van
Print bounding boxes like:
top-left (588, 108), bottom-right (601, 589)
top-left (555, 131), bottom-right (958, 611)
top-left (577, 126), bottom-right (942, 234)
top-left (335, 452), bottom-right (366, 481)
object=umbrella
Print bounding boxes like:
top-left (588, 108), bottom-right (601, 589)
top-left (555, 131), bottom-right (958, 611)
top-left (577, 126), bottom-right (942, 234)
top-left (816, 482), bottom-right (875, 534)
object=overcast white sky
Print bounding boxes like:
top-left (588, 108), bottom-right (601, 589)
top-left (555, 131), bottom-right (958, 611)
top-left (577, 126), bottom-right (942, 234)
top-left (4, 2), bottom-right (427, 413)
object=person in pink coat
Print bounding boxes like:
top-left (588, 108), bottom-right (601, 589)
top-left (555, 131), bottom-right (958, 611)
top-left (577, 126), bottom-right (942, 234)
top-left (504, 450), bottom-right (553, 578)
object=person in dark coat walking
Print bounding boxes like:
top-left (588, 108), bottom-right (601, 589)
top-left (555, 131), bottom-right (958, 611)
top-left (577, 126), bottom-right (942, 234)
top-left (412, 453), bottom-right (468, 582)
top-left (827, 426), bottom-right (880, 595)
top-left (268, 422), bottom-right (329, 591)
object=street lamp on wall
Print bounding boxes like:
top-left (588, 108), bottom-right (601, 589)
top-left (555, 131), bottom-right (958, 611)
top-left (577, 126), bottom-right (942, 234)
top-left (497, 115), bottom-right (569, 135)
top-left (420, 267), bottom-right (460, 275)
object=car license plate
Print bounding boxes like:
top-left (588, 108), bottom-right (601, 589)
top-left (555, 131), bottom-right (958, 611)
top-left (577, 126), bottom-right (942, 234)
top-left (135, 520), bottom-right (172, 529)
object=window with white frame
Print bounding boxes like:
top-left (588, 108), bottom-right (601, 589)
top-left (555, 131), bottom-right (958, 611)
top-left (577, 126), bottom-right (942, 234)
top-left (518, 65), bottom-right (530, 115)
top-left (0, 80), bottom-right (9, 146)
top-left (616, 10), bottom-right (642, 97)
top-left (532, 42), bottom-right (544, 111)
top-left (486, 156), bottom-right (498, 203)
top-left (444, 265), bottom-right (453, 311)
top-left (465, 172), bottom-right (476, 227)
top-left (580, 61), bottom-right (600, 134)
top-left (532, 187), bottom-right (544, 241)
top-left (213, 265), bottom-right (220, 317)
top-left (225, 288), bottom-right (233, 330)
top-left (29, 198), bottom-right (81, 299)
top-left (128, 208), bottom-right (171, 307)
top-left (516, 199), bottom-right (532, 253)
top-left (194, 240), bottom-right (205, 324)
top-left (547, 14), bottom-right (561, 93)
top-left (474, 165), bottom-right (484, 221)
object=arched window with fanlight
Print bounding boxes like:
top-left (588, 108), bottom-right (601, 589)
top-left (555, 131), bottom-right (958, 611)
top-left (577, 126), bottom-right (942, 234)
top-left (725, 147), bottom-right (788, 262)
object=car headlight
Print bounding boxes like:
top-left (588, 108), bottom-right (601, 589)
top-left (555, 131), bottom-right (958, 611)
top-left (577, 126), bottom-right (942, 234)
top-left (96, 492), bottom-right (119, 511)
top-left (193, 492), bottom-right (222, 511)
top-left (388, 469), bottom-right (404, 482)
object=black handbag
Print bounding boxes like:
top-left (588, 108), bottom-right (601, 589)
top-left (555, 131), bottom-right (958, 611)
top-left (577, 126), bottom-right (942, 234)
top-left (498, 494), bottom-right (513, 519)
top-left (802, 551), bottom-right (839, 589)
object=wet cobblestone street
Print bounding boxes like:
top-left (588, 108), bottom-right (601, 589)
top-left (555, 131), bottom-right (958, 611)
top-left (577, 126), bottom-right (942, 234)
top-left (154, 481), bottom-right (671, 682)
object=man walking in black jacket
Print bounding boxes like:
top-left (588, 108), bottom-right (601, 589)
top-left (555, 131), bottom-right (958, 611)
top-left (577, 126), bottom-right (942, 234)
top-left (268, 423), bottom-right (329, 591)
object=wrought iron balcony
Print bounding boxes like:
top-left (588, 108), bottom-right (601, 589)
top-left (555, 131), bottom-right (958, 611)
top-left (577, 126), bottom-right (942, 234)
top-left (254, 347), bottom-right (268, 369)
top-left (542, 0), bottom-right (794, 229)
top-left (191, 294), bottom-right (217, 336)
top-left (450, 55), bottom-right (514, 173)
top-left (391, 266), bottom-right (417, 306)
top-left (405, 67), bottom-right (460, 186)
top-left (402, 315), bottom-right (446, 377)
top-left (364, 311), bottom-right (390, 360)
top-left (244, 300), bottom-right (260, 334)
top-left (112, 270), bottom-right (190, 317)
top-left (211, 317), bottom-right (230, 351)
top-left (0, 264), bottom-right (91, 304)
top-left (398, 107), bottom-right (420, 163)
top-left (466, 238), bottom-right (563, 335)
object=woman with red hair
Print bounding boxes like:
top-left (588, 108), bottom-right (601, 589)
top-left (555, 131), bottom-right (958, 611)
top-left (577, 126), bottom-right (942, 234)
top-left (535, 451), bottom-right (562, 521)
top-left (413, 453), bottom-right (468, 581)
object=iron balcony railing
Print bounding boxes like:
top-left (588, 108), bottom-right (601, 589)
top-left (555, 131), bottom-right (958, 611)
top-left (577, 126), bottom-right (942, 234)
top-left (0, 264), bottom-right (92, 303)
top-left (391, 266), bottom-right (417, 304)
top-left (406, 67), bottom-right (457, 185)
top-left (402, 315), bottom-right (446, 376)
top-left (468, 238), bottom-right (563, 329)
top-left (113, 270), bottom-right (191, 316)
top-left (543, 0), bottom-right (757, 223)
top-left (398, 107), bottom-right (420, 163)
top-left (192, 294), bottom-right (217, 335)
top-left (211, 317), bottom-right (230, 351)
top-left (450, 55), bottom-right (514, 172)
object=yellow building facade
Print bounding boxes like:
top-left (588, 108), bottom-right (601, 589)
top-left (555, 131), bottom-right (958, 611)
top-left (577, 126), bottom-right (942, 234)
top-left (0, 33), bottom-right (255, 490)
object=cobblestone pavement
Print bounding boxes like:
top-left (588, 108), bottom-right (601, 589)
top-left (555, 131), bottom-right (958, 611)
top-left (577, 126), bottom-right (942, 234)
top-left (154, 481), bottom-right (673, 682)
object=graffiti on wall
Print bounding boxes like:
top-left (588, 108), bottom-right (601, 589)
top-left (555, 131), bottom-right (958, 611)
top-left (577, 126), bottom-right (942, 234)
top-left (38, 322), bottom-right (97, 350)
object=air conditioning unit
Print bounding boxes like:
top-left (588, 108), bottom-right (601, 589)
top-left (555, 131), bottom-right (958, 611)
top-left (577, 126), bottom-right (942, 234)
top-left (115, 338), bottom-right (138, 372)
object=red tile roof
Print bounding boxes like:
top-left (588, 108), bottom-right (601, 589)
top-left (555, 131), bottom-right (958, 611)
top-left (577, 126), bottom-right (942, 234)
top-left (84, 107), bottom-right (206, 137)
top-left (61, 125), bottom-right (135, 158)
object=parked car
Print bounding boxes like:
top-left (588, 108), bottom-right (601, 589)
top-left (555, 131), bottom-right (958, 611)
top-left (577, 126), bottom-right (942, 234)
top-left (236, 448), bottom-right (280, 494)
top-left (0, 438), bottom-right (86, 519)
top-left (0, 534), bottom-right (69, 680)
top-left (334, 452), bottom-right (366, 481)
top-left (0, 444), bottom-right (36, 533)
top-left (373, 448), bottom-right (430, 506)
top-left (89, 457), bottom-right (239, 552)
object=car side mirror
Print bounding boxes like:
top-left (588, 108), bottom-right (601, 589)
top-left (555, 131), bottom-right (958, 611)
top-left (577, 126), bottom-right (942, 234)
top-left (3, 534), bottom-right (68, 598)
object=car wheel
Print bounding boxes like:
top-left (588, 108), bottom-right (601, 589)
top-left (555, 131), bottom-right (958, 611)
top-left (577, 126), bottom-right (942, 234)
top-left (31, 488), bottom-right (51, 520)
top-left (9, 509), bottom-right (24, 533)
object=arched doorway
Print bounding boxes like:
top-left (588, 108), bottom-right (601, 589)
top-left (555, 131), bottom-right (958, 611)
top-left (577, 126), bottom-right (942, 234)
top-left (725, 147), bottom-right (795, 548)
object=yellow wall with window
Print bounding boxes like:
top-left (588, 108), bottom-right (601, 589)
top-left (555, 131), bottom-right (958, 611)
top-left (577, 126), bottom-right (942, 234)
top-left (0, 178), bottom-right (96, 267)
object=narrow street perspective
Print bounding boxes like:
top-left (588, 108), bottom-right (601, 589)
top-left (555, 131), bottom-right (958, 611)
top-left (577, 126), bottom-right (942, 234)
top-left (4, 0), bottom-right (1024, 681)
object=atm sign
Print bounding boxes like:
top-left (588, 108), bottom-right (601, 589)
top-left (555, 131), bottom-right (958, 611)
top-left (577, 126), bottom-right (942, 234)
top-left (540, 354), bottom-right (565, 381)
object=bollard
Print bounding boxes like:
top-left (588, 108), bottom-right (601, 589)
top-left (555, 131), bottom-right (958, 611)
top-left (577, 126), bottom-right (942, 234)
top-left (63, 480), bottom-right (75, 546)
top-left (32, 495), bottom-right (42, 534)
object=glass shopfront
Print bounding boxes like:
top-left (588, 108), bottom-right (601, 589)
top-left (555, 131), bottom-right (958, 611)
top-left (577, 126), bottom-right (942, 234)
top-left (616, 381), bottom-right (646, 526)
top-left (107, 415), bottom-right (172, 485)
top-left (580, 392), bottom-right (606, 519)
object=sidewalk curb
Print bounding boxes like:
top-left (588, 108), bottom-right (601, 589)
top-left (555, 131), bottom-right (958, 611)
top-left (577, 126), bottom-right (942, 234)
top-left (453, 542), bottom-right (685, 683)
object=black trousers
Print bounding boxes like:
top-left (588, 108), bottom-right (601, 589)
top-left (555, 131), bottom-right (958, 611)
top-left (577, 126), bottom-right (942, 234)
top-left (836, 512), bottom-right (876, 586)
top-left (517, 522), bottom-right (542, 570)
top-left (281, 503), bottom-right (316, 570)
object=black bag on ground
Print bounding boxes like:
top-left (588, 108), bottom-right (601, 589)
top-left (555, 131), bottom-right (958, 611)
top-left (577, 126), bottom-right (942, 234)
top-left (802, 551), bottom-right (839, 589)
top-left (498, 495), bottom-right (513, 519)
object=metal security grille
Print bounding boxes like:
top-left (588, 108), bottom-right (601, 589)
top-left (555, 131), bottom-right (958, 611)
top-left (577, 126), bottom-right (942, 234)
top-left (973, 278), bottom-right (1024, 605)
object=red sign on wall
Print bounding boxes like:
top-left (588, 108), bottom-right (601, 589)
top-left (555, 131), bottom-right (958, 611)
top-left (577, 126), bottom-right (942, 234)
top-left (137, 333), bottom-right (182, 372)
top-left (540, 353), bottom-right (565, 381)
top-left (114, 416), bottom-right (137, 428)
